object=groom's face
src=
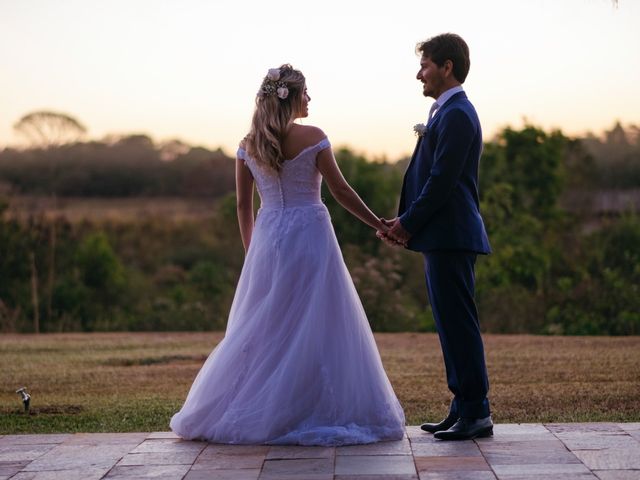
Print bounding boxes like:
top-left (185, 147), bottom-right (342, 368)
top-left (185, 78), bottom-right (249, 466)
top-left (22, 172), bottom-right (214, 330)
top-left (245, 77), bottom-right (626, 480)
top-left (417, 55), bottom-right (446, 99)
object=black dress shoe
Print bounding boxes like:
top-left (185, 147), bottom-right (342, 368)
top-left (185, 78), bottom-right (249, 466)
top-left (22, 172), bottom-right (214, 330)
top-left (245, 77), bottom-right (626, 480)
top-left (420, 413), bottom-right (458, 433)
top-left (433, 416), bottom-right (493, 440)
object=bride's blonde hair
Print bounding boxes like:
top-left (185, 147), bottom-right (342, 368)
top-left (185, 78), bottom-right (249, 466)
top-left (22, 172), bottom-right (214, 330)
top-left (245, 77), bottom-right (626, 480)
top-left (245, 64), bottom-right (306, 172)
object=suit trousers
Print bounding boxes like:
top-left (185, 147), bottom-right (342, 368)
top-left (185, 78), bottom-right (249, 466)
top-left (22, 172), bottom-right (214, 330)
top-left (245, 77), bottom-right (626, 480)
top-left (423, 251), bottom-right (491, 419)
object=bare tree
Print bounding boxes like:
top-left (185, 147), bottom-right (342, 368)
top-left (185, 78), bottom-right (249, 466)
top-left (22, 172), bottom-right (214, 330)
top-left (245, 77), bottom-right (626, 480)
top-left (13, 111), bottom-right (87, 148)
top-left (14, 111), bottom-right (87, 329)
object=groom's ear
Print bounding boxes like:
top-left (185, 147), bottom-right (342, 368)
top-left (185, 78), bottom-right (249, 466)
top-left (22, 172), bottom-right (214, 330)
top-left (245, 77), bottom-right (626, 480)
top-left (442, 59), bottom-right (454, 77)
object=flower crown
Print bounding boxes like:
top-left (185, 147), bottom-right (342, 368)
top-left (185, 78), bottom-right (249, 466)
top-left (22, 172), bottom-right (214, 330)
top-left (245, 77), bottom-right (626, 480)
top-left (257, 68), bottom-right (289, 100)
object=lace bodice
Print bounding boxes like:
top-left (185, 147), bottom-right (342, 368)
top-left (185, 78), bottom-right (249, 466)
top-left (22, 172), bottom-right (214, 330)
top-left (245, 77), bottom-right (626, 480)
top-left (237, 138), bottom-right (331, 209)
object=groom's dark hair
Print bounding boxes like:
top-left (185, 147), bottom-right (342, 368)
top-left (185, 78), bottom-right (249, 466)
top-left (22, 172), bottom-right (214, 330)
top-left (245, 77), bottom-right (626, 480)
top-left (417, 33), bottom-right (470, 83)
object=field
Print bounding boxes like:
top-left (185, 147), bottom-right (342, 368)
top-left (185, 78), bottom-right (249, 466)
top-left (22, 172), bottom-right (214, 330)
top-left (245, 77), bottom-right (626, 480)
top-left (1, 333), bottom-right (639, 434)
top-left (4, 195), bottom-right (218, 223)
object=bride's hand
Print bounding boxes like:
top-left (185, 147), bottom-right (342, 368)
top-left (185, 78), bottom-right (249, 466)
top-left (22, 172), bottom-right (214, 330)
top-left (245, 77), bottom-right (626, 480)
top-left (376, 218), bottom-right (397, 247)
top-left (379, 217), bottom-right (394, 228)
top-left (376, 217), bottom-right (391, 234)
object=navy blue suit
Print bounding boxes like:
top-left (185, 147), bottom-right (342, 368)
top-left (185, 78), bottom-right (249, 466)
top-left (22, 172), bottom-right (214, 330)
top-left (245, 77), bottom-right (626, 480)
top-left (399, 91), bottom-right (491, 419)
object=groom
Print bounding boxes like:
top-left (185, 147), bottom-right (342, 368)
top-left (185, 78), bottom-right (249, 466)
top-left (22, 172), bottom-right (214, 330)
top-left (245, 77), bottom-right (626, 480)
top-left (382, 33), bottom-right (493, 440)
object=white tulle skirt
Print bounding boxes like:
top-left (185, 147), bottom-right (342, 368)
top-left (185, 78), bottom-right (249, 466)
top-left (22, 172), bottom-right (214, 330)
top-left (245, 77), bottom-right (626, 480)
top-left (170, 204), bottom-right (405, 445)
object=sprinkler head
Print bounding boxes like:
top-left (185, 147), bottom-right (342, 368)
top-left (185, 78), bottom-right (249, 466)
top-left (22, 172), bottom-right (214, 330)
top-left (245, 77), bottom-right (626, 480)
top-left (16, 387), bottom-right (31, 413)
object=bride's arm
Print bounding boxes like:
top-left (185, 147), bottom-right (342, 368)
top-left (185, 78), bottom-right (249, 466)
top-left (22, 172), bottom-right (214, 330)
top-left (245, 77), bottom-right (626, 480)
top-left (317, 147), bottom-right (387, 232)
top-left (236, 156), bottom-right (255, 253)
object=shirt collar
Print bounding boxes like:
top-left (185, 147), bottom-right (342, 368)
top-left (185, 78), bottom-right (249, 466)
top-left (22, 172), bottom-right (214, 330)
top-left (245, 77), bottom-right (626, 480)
top-left (434, 85), bottom-right (464, 109)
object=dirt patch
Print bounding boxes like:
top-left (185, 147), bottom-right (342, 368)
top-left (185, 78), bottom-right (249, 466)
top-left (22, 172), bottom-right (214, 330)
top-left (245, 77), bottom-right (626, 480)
top-left (101, 354), bottom-right (208, 367)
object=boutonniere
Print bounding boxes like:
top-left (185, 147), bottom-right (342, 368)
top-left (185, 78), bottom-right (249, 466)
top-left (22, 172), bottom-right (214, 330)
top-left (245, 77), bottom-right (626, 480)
top-left (413, 123), bottom-right (427, 137)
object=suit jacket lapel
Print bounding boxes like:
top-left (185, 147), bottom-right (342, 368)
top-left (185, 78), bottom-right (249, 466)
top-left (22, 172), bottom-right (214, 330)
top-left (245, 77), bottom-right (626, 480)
top-left (428, 91), bottom-right (467, 127)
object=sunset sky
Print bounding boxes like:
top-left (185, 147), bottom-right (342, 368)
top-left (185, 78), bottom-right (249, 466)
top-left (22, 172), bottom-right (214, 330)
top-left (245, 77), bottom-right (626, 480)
top-left (1, 0), bottom-right (638, 160)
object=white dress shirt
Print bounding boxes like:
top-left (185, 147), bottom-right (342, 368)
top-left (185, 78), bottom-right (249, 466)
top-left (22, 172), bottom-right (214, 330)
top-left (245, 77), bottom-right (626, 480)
top-left (428, 85), bottom-right (464, 123)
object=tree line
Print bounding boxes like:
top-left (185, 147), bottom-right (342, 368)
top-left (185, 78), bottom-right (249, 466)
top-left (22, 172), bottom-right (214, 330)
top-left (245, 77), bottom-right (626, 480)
top-left (0, 135), bottom-right (234, 197)
top-left (1, 123), bottom-right (639, 335)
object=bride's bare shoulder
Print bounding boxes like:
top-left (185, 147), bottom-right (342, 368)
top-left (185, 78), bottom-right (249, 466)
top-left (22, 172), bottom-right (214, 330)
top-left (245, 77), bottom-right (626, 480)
top-left (291, 124), bottom-right (327, 144)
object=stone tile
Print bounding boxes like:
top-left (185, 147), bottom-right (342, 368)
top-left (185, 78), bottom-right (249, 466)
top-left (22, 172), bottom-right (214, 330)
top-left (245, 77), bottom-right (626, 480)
top-left (475, 433), bottom-right (557, 444)
top-left (627, 432), bottom-right (640, 443)
top-left (191, 454), bottom-right (265, 470)
top-left (130, 438), bottom-right (206, 454)
top-left (494, 475), bottom-right (598, 480)
top-left (266, 446), bottom-right (334, 459)
top-left (478, 439), bottom-right (568, 464)
top-left (491, 463), bottom-right (593, 476)
top-left (559, 432), bottom-right (636, 451)
top-left (200, 444), bottom-right (270, 457)
top-left (0, 434), bottom-right (71, 446)
top-left (572, 448), bottom-right (640, 470)
top-left (410, 434), bottom-right (441, 444)
top-left (617, 423), bottom-right (640, 432)
top-left (10, 466), bottom-right (111, 479)
top-left (146, 431), bottom-right (180, 439)
top-left (408, 428), bottom-right (463, 444)
top-left (0, 460), bottom-right (29, 475)
top-left (62, 432), bottom-right (148, 445)
top-left (411, 441), bottom-right (482, 457)
top-left (594, 471), bottom-right (640, 480)
top-left (260, 474), bottom-right (332, 480)
top-left (415, 456), bottom-right (491, 473)
top-left (484, 449), bottom-right (582, 466)
top-left (260, 457), bottom-right (334, 478)
top-left (418, 473), bottom-right (496, 480)
top-left (337, 438), bottom-right (412, 456)
top-left (407, 426), bottom-right (429, 438)
top-left (493, 424), bottom-right (550, 435)
top-left (546, 423), bottom-right (625, 434)
top-left (104, 464), bottom-right (191, 478)
top-left (336, 475), bottom-right (418, 480)
top-left (117, 451), bottom-right (201, 466)
top-left (0, 444), bottom-right (57, 462)
top-left (185, 469), bottom-right (261, 480)
top-left (478, 439), bottom-right (567, 454)
top-left (6, 425), bottom-right (640, 480)
top-left (335, 455), bottom-right (417, 475)
top-left (23, 444), bottom-right (133, 471)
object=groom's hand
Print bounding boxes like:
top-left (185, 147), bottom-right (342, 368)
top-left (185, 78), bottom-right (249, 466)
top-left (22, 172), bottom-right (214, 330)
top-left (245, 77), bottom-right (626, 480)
top-left (386, 217), bottom-right (411, 246)
top-left (376, 229), bottom-right (398, 247)
top-left (377, 218), bottom-right (406, 247)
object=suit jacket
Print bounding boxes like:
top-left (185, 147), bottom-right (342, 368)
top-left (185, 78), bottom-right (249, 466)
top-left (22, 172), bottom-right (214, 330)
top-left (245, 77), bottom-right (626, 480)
top-left (398, 91), bottom-right (491, 254)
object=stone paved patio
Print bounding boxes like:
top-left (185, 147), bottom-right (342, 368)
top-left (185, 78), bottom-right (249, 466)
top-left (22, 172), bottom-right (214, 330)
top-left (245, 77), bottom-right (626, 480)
top-left (1, 424), bottom-right (639, 479)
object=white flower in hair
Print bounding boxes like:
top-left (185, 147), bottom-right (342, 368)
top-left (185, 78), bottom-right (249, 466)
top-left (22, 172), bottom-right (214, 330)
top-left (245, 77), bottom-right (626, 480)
top-left (267, 68), bottom-right (281, 81)
top-left (276, 87), bottom-right (289, 99)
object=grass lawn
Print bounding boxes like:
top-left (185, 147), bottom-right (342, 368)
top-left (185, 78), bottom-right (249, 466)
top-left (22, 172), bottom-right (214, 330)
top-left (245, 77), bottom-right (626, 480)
top-left (1, 332), bottom-right (639, 434)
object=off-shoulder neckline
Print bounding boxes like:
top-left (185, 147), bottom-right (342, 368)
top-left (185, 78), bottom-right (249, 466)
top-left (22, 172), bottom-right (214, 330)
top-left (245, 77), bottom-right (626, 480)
top-left (283, 137), bottom-right (329, 161)
top-left (238, 137), bottom-right (329, 162)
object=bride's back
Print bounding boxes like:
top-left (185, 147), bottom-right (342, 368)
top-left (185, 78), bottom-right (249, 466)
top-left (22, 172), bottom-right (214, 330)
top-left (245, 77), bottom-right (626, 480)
top-left (238, 124), bottom-right (330, 209)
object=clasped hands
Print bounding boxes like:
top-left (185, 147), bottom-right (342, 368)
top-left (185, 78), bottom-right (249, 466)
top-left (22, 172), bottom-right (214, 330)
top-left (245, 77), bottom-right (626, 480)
top-left (376, 217), bottom-right (411, 248)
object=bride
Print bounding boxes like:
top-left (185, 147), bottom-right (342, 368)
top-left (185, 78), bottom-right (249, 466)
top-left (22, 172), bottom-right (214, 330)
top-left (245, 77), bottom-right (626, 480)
top-left (170, 64), bottom-right (405, 446)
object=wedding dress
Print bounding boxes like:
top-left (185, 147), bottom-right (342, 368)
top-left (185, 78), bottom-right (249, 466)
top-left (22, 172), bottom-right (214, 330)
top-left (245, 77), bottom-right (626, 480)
top-left (170, 137), bottom-right (405, 445)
